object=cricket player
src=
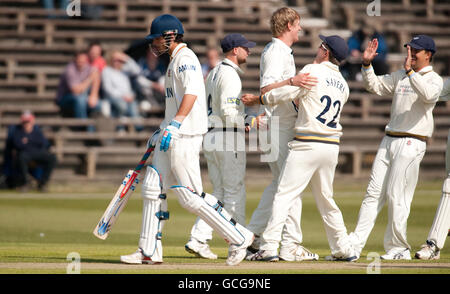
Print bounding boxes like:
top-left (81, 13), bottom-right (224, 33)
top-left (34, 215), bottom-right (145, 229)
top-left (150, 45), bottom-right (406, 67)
top-left (415, 78), bottom-right (450, 260)
top-left (349, 35), bottom-right (444, 260)
top-left (240, 35), bottom-right (357, 262)
top-left (185, 33), bottom-right (256, 260)
top-left (120, 14), bottom-right (254, 266)
top-left (246, 7), bottom-right (319, 261)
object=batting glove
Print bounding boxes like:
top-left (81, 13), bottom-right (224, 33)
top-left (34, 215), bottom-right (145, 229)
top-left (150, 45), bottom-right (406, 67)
top-left (146, 128), bottom-right (161, 149)
top-left (160, 120), bottom-right (181, 152)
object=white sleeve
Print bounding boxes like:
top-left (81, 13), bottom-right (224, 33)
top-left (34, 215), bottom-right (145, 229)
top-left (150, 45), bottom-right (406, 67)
top-left (176, 55), bottom-right (204, 97)
top-left (219, 72), bottom-right (242, 126)
top-left (262, 85), bottom-right (303, 106)
top-left (408, 71), bottom-right (443, 104)
top-left (260, 50), bottom-right (285, 88)
top-left (361, 65), bottom-right (396, 96)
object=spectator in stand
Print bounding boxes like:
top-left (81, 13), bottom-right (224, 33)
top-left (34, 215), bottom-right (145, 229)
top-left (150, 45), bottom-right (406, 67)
top-left (341, 19), bottom-right (389, 81)
top-left (102, 50), bottom-right (142, 132)
top-left (201, 47), bottom-right (221, 79)
top-left (56, 51), bottom-right (101, 131)
top-left (135, 48), bottom-right (167, 112)
top-left (88, 42), bottom-right (107, 73)
top-left (3, 111), bottom-right (57, 192)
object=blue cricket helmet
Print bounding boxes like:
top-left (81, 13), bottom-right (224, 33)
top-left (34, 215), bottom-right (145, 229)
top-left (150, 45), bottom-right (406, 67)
top-left (145, 14), bottom-right (184, 41)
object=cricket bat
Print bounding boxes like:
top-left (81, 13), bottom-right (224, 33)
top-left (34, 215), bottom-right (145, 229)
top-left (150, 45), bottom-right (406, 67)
top-left (93, 146), bottom-right (154, 240)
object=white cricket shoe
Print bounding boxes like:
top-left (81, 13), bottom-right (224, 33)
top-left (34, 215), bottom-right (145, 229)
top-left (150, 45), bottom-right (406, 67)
top-left (245, 250), bottom-right (279, 262)
top-left (279, 245), bottom-right (319, 261)
top-left (226, 233), bottom-right (255, 266)
top-left (380, 248), bottom-right (411, 260)
top-left (185, 239), bottom-right (218, 260)
top-left (120, 248), bottom-right (162, 265)
top-left (415, 240), bottom-right (440, 260)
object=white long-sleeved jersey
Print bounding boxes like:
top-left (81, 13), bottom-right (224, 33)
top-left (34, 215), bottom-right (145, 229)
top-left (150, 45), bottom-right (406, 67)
top-left (260, 38), bottom-right (298, 130)
top-left (205, 58), bottom-right (245, 128)
top-left (162, 43), bottom-right (208, 136)
top-left (262, 62), bottom-right (349, 144)
top-left (361, 64), bottom-right (443, 138)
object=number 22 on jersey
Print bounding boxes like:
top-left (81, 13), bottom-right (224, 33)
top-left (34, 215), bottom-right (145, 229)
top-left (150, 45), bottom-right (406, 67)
top-left (316, 95), bottom-right (341, 128)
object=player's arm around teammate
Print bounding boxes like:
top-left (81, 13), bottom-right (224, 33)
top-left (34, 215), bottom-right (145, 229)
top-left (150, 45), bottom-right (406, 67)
top-left (241, 35), bottom-right (357, 263)
top-left (348, 35), bottom-right (443, 260)
top-left (415, 78), bottom-right (450, 260)
top-left (186, 34), bottom-right (257, 260)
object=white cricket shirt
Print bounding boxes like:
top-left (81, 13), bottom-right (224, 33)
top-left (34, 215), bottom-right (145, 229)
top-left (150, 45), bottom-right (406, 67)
top-left (162, 43), bottom-right (208, 135)
top-left (260, 38), bottom-right (298, 129)
top-left (362, 64), bottom-right (443, 138)
top-left (205, 58), bottom-right (245, 127)
top-left (262, 62), bottom-right (349, 144)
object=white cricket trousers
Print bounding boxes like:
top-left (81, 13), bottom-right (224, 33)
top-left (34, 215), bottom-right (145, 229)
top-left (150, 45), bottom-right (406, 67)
top-left (247, 128), bottom-right (303, 249)
top-left (426, 130), bottom-right (450, 249)
top-left (151, 135), bottom-right (204, 195)
top-left (260, 141), bottom-right (352, 257)
top-left (352, 135), bottom-right (426, 254)
top-left (190, 130), bottom-right (246, 242)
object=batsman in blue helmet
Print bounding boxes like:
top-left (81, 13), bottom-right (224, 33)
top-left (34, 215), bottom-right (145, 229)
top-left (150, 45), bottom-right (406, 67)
top-left (120, 14), bottom-right (255, 266)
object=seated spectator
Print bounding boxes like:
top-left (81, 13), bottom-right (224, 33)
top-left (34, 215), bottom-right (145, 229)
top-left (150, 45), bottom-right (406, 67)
top-left (102, 50), bottom-right (142, 132)
top-left (88, 42), bottom-right (107, 73)
top-left (341, 19), bottom-right (389, 81)
top-left (2, 111), bottom-right (57, 192)
top-left (201, 47), bottom-right (220, 79)
top-left (56, 51), bottom-right (101, 131)
top-left (135, 48), bottom-right (167, 113)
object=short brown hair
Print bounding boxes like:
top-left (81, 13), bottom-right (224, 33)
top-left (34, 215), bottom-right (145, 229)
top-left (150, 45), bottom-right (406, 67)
top-left (270, 7), bottom-right (300, 37)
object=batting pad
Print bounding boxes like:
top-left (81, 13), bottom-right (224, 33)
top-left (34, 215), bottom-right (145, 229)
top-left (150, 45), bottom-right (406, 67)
top-left (428, 177), bottom-right (450, 249)
top-left (139, 166), bottom-right (169, 262)
top-left (171, 186), bottom-right (252, 246)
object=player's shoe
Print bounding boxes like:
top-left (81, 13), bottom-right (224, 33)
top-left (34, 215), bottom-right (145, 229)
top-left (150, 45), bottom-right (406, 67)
top-left (246, 234), bottom-right (260, 254)
top-left (185, 239), bottom-right (218, 260)
top-left (245, 250), bottom-right (279, 262)
top-left (324, 255), bottom-right (358, 262)
top-left (279, 245), bottom-right (319, 261)
top-left (415, 240), bottom-right (440, 260)
top-left (120, 248), bottom-right (162, 265)
top-left (380, 248), bottom-right (411, 260)
top-left (226, 233), bottom-right (255, 266)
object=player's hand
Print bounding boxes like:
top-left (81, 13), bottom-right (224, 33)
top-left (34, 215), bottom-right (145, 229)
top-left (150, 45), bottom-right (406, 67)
top-left (291, 73), bottom-right (318, 90)
top-left (244, 115), bottom-right (256, 132)
top-left (160, 120), bottom-right (181, 152)
top-left (404, 45), bottom-right (412, 71)
top-left (241, 93), bottom-right (260, 106)
top-left (256, 113), bottom-right (268, 130)
top-left (362, 38), bottom-right (379, 64)
top-left (146, 128), bottom-right (161, 148)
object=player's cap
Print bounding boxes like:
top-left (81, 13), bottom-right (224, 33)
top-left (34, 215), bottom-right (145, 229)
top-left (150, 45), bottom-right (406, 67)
top-left (21, 110), bottom-right (35, 122)
top-left (145, 14), bottom-right (184, 41)
top-left (319, 35), bottom-right (349, 62)
top-left (404, 35), bottom-right (436, 54)
top-left (220, 33), bottom-right (256, 53)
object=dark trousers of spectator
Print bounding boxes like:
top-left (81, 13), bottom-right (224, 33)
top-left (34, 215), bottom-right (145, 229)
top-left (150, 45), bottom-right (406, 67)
top-left (16, 151), bottom-right (57, 187)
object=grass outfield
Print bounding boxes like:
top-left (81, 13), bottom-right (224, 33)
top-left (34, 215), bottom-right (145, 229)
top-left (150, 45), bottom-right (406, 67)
top-left (0, 176), bottom-right (449, 274)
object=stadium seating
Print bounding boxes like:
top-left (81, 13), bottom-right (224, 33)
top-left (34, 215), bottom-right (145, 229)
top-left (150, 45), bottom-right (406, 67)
top-left (0, 0), bottom-right (448, 180)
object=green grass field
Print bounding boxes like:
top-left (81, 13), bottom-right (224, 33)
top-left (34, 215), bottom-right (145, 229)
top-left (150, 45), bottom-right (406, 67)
top-left (0, 175), bottom-right (449, 274)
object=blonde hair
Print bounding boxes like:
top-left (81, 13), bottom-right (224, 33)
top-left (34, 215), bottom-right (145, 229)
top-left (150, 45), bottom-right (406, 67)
top-left (270, 7), bottom-right (300, 37)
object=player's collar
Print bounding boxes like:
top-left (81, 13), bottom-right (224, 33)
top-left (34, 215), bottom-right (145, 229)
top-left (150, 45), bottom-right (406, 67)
top-left (321, 61), bottom-right (339, 72)
top-left (170, 43), bottom-right (187, 60)
top-left (222, 58), bottom-right (244, 75)
top-left (272, 37), bottom-right (293, 55)
top-left (416, 65), bottom-right (433, 75)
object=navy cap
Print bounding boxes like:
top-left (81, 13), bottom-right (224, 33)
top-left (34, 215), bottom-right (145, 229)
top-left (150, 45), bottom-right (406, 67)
top-left (220, 33), bottom-right (256, 53)
top-left (145, 14), bottom-right (184, 41)
top-left (404, 35), bottom-right (436, 54)
top-left (319, 35), bottom-right (349, 62)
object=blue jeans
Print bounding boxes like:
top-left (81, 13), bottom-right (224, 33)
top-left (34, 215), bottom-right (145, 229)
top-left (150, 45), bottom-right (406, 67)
top-left (60, 92), bottom-right (100, 131)
top-left (106, 96), bottom-right (142, 132)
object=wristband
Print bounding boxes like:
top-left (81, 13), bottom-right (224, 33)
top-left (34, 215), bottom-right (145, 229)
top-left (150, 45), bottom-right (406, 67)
top-left (289, 77), bottom-right (294, 86)
top-left (362, 61), bottom-right (371, 67)
top-left (405, 68), bottom-right (414, 76)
